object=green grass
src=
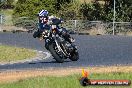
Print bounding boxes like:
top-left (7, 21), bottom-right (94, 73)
top-left (0, 45), bottom-right (36, 62)
top-left (0, 72), bottom-right (132, 88)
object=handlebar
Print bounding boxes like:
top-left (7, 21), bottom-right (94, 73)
top-left (49, 18), bottom-right (63, 25)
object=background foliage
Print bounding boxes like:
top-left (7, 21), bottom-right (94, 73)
top-left (0, 0), bottom-right (15, 9)
top-left (0, 0), bottom-right (132, 22)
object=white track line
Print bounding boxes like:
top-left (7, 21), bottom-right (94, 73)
top-left (42, 51), bottom-right (51, 60)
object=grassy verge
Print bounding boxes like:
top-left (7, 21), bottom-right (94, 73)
top-left (0, 45), bottom-right (36, 62)
top-left (0, 72), bottom-right (131, 88)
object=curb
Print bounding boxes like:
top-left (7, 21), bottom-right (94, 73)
top-left (0, 50), bottom-right (51, 65)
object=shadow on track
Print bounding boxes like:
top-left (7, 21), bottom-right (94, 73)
top-left (39, 60), bottom-right (71, 64)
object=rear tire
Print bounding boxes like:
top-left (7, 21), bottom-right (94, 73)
top-left (69, 51), bottom-right (79, 61)
top-left (48, 44), bottom-right (64, 63)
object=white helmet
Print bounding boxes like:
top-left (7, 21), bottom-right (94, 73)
top-left (38, 10), bottom-right (48, 17)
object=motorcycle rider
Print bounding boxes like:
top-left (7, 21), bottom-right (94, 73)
top-left (33, 10), bottom-right (50, 39)
top-left (33, 10), bottom-right (75, 44)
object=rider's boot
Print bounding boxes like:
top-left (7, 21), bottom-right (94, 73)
top-left (63, 33), bottom-right (75, 43)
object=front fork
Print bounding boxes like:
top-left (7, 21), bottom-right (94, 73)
top-left (45, 36), bottom-right (66, 55)
top-left (54, 38), bottom-right (67, 56)
top-left (45, 38), bottom-right (52, 50)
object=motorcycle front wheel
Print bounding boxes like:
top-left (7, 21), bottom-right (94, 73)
top-left (48, 43), bottom-right (65, 63)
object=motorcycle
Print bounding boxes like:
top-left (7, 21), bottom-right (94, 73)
top-left (38, 19), bottom-right (79, 63)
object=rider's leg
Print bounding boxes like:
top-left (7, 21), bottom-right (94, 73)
top-left (33, 30), bottom-right (41, 38)
top-left (60, 28), bottom-right (75, 43)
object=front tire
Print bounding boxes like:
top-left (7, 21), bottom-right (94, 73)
top-left (48, 43), bottom-right (65, 63)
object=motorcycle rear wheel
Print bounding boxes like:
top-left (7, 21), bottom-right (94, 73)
top-left (69, 50), bottom-right (79, 61)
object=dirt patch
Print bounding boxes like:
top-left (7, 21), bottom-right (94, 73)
top-left (0, 66), bottom-right (132, 83)
top-left (0, 25), bottom-right (27, 32)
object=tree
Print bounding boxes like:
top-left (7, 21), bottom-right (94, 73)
top-left (80, 1), bottom-right (103, 20)
top-left (57, 1), bottom-right (81, 20)
top-left (0, 0), bottom-right (15, 9)
top-left (55, 0), bottom-right (72, 10)
top-left (104, 0), bottom-right (132, 22)
top-left (80, 0), bottom-right (132, 22)
top-left (13, 0), bottom-right (56, 18)
top-left (13, 0), bottom-right (75, 19)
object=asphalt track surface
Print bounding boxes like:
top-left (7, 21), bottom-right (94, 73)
top-left (0, 32), bottom-right (132, 71)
